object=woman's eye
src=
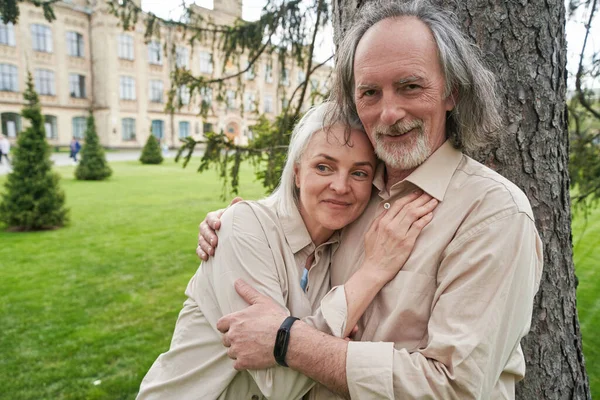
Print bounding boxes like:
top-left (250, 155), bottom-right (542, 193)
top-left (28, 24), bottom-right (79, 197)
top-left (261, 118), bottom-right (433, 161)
top-left (316, 164), bottom-right (330, 172)
top-left (352, 171), bottom-right (369, 178)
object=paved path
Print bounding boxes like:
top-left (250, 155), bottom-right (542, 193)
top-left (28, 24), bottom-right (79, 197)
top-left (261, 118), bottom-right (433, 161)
top-left (0, 150), bottom-right (186, 175)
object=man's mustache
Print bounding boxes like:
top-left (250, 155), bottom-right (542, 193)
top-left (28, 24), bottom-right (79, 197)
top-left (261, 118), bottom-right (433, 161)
top-left (374, 120), bottom-right (424, 136)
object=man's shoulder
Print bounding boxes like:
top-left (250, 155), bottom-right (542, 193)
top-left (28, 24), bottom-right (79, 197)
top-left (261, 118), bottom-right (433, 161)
top-left (453, 155), bottom-right (534, 219)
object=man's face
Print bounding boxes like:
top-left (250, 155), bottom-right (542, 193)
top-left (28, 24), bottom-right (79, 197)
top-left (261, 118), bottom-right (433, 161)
top-left (353, 16), bottom-right (455, 172)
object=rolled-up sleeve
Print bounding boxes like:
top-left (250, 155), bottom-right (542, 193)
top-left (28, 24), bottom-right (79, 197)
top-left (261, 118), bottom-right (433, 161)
top-left (303, 286), bottom-right (348, 338)
top-left (345, 212), bottom-right (543, 399)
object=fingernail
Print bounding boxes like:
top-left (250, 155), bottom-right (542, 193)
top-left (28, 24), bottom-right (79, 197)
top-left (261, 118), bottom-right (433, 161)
top-left (413, 189), bottom-right (422, 195)
top-left (210, 238), bottom-right (214, 245)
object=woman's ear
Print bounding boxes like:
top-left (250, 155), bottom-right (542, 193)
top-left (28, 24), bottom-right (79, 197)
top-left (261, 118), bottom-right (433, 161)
top-left (293, 164), bottom-right (300, 189)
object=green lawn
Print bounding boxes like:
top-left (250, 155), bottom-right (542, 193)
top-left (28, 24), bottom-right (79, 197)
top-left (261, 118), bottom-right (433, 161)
top-left (0, 159), bottom-right (265, 400)
top-left (1, 160), bottom-right (599, 399)
top-left (572, 205), bottom-right (600, 398)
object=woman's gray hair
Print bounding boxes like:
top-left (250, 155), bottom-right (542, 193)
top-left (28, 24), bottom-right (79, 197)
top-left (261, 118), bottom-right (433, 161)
top-left (262, 102), bottom-right (363, 216)
top-left (329, 0), bottom-right (502, 153)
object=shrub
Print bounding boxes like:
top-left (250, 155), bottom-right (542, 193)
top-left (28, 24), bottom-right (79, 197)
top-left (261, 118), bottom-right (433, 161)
top-left (75, 113), bottom-right (112, 180)
top-left (140, 134), bottom-right (163, 164)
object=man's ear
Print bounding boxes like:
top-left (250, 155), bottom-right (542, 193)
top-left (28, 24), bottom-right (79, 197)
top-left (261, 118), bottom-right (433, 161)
top-left (445, 87), bottom-right (458, 111)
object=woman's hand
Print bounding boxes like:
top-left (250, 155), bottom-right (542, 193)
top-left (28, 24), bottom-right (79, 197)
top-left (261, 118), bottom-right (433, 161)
top-left (362, 190), bottom-right (437, 284)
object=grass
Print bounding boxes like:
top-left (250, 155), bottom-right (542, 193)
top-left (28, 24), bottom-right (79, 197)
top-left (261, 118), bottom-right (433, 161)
top-left (0, 159), bottom-right (265, 400)
top-left (572, 205), bottom-right (600, 398)
top-left (1, 160), bottom-right (599, 399)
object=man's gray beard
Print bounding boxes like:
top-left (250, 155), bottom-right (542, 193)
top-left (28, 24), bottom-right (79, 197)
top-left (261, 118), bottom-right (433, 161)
top-left (374, 125), bottom-right (432, 171)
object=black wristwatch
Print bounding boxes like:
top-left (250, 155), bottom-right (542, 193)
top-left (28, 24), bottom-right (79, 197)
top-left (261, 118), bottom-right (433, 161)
top-left (274, 316), bottom-right (299, 367)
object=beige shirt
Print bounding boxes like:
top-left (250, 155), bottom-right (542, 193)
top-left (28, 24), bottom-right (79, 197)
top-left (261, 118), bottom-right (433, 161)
top-left (319, 141), bottom-right (543, 399)
top-left (137, 201), bottom-right (343, 400)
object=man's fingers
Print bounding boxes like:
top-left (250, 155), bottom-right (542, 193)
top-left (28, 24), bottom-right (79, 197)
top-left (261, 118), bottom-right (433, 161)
top-left (196, 245), bottom-right (208, 261)
top-left (222, 333), bottom-right (231, 348)
top-left (230, 197), bottom-right (243, 206)
top-left (227, 345), bottom-right (236, 360)
top-left (234, 279), bottom-right (265, 305)
top-left (216, 315), bottom-right (231, 333)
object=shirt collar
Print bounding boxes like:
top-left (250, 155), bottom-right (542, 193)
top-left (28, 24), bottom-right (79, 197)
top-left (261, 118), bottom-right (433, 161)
top-left (372, 140), bottom-right (463, 202)
top-left (277, 204), bottom-right (341, 254)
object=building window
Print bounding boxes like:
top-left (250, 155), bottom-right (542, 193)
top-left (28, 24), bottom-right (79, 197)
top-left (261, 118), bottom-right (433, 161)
top-left (280, 68), bottom-right (289, 86)
top-left (179, 121), bottom-right (190, 138)
top-left (31, 24), bottom-right (53, 53)
top-left (122, 118), bottom-right (136, 141)
top-left (265, 64), bottom-right (273, 83)
top-left (245, 61), bottom-right (255, 80)
top-left (200, 87), bottom-right (212, 107)
top-left (151, 119), bottom-right (164, 139)
top-left (226, 90), bottom-right (236, 110)
top-left (148, 40), bottom-right (162, 65)
top-left (0, 21), bottom-right (15, 46)
top-left (203, 122), bottom-right (213, 134)
top-left (149, 80), bottom-right (164, 103)
top-left (1, 112), bottom-right (21, 137)
top-left (264, 94), bottom-right (273, 113)
top-left (66, 32), bottom-right (84, 57)
top-left (35, 69), bottom-right (55, 96)
top-left (69, 74), bottom-right (86, 98)
top-left (199, 52), bottom-right (213, 74)
top-left (176, 46), bottom-right (189, 69)
top-left (0, 64), bottom-right (18, 92)
top-left (118, 34), bottom-right (134, 60)
top-left (177, 85), bottom-right (190, 106)
top-left (44, 115), bottom-right (58, 139)
top-left (119, 76), bottom-right (136, 100)
top-left (72, 116), bottom-right (86, 139)
top-left (244, 92), bottom-right (256, 112)
top-left (297, 70), bottom-right (306, 84)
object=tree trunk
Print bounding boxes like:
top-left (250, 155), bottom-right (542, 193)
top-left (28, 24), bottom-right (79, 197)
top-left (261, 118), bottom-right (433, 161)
top-left (332, 0), bottom-right (591, 398)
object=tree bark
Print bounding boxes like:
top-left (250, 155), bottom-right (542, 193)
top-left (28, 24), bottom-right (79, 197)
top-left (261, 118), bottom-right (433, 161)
top-left (332, 0), bottom-right (591, 398)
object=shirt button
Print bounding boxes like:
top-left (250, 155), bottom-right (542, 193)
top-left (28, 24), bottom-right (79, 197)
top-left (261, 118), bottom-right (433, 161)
top-left (383, 202), bottom-right (391, 210)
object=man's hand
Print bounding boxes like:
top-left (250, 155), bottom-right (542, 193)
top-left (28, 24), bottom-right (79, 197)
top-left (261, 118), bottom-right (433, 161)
top-left (196, 197), bottom-right (243, 260)
top-left (217, 279), bottom-right (288, 370)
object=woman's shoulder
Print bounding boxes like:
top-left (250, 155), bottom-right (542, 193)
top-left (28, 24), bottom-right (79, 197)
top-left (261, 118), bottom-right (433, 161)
top-left (219, 200), bottom-right (281, 240)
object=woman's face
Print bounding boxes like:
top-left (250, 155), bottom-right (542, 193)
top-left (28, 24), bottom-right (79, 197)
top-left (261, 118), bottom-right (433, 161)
top-left (295, 124), bottom-right (376, 245)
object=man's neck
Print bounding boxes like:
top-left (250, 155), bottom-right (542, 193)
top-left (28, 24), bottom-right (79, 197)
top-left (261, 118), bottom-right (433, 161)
top-left (385, 166), bottom-right (416, 192)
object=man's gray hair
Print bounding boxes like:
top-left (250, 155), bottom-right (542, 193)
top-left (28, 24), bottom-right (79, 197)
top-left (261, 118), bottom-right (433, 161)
top-left (329, 0), bottom-right (502, 153)
top-left (263, 102), bottom-right (363, 217)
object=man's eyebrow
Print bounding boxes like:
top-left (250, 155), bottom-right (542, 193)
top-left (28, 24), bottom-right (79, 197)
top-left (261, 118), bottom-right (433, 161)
top-left (355, 83), bottom-right (379, 91)
top-left (394, 76), bottom-right (422, 85)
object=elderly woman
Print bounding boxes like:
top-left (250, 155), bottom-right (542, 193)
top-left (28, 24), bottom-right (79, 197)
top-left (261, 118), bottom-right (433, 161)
top-left (137, 102), bottom-right (436, 400)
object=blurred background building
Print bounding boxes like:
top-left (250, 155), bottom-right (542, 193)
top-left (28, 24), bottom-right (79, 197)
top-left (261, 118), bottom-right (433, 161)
top-left (0, 0), bottom-right (331, 148)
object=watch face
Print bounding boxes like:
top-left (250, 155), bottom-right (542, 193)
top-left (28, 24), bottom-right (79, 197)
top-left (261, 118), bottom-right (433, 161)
top-left (274, 329), bottom-right (287, 359)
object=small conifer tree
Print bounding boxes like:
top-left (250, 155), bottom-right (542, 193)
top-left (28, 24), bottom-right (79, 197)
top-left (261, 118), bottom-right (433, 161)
top-left (75, 113), bottom-right (112, 180)
top-left (140, 134), bottom-right (163, 164)
top-left (0, 72), bottom-right (69, 230)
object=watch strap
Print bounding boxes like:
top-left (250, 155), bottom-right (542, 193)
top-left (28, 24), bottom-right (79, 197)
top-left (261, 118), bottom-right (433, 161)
top-left (274, 316), bottom-right (299, 367)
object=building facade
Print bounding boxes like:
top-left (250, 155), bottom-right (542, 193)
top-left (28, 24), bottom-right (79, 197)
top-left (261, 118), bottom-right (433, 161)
top-left (0, 0), bottom-right (331, 148)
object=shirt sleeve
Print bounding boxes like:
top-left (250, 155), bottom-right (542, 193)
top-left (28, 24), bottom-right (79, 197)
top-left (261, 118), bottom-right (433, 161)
top-left (303, 285), bottom-right (348, 338)
top-left (204, 203), bottom-right (317, 400)
top-left (345, 211), bottom-right (543, 399)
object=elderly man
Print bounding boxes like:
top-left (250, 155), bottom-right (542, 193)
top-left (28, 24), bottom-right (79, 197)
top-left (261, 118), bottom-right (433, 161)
top-left (198, 1), bottom-right (543, 398)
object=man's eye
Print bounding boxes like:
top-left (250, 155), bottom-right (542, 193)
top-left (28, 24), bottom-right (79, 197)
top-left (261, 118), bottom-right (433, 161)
top-left (362, 89), bottom-right (377, 97)
top-left (406, 84), bottom-right (420, 90)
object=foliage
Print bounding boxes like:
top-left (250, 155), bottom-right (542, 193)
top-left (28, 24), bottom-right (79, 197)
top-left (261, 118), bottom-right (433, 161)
top-left (0, 72), bottom-right (68, 230)
top-left (572, 203), bottom-right (600, 399)
top-left (0, 0), bottom-right (57, 24)
top-left (140, 134), bottom-right (163, 165)
top-left (0, 160), bottom-right (264, 399)
top-left (569, 0), bottom-right (600, 212)
top-left (75, 113), bottom-right (112, 181)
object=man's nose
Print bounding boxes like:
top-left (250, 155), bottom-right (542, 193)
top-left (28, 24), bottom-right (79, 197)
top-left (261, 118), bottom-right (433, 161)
top-left (379, 94), bottom-right (406, 126)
